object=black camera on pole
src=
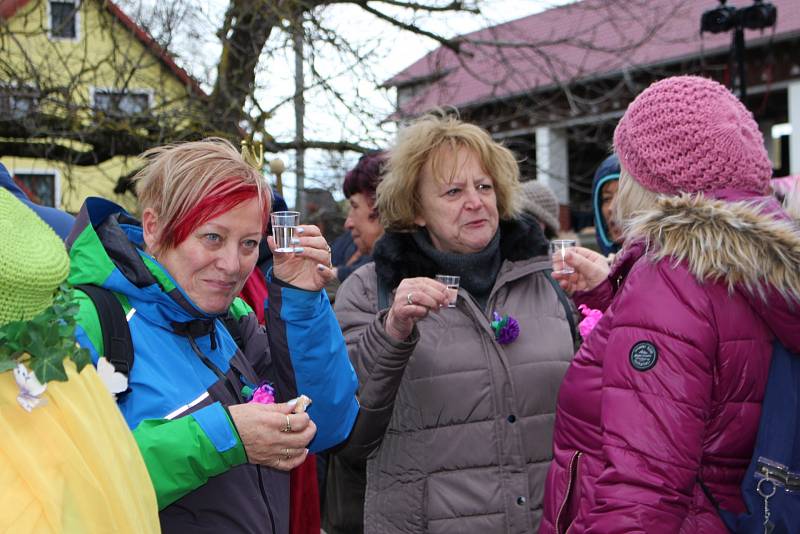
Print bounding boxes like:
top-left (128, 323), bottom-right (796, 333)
top-left (701, 0), bottom-right (778, 34)
top-left (740, 0), bottom-right (777, 30)
top-left (700, 0), bottom-right (778, 102)
top-left (700, 2), bottom-right (736, 33)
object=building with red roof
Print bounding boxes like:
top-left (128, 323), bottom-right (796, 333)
top-left (386, 0), bottom-right (800, 228)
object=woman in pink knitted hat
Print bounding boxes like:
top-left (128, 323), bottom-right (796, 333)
top-left (539, 75), bottom-right (800, 533)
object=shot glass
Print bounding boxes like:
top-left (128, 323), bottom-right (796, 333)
top-left (271, 211), bottom-right (300, 253)
top-left (435, 274), bottom-right (460, 308)
top-left (550, 239), bottom-right (576, 274)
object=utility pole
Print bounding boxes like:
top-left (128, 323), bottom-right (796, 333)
top-left (700, 0), bottom-right (777, 102)
top-left (293, 15), bottom-right (305, 213)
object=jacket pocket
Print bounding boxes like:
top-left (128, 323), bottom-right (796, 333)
top-left (556, 450), bottom-right (582, 534)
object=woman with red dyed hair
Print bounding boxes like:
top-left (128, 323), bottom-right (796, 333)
top-left (66, 138), bottom-right (359, 533)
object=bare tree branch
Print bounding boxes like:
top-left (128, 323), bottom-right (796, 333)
top-left (349, 0), bottom-right (466, 55)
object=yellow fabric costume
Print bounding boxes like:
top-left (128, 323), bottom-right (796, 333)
top-left (0, 188), bottom-right (159, 533)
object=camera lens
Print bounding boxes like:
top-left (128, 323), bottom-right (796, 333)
top-left (701, 6), bottom-right (736, 33)
top-left (741, 3), bottom-right (777, 30)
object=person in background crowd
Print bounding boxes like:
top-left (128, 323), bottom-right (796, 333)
top-left (0, 162), bottom-right (74, 240)
top-left (0, 188), bottom-right (159, 533)
top-left (519, 180), bottom-right (560, 239)
top-left (67, 138), bottom-right (358, 533)
top-left (334, 114), bottom-right (575, 533)
top-left (539, 76), bottom-right (800, 533)
top-left (329, 229), bottom-right (357, 276)
top-left (591, 154), bottom-right (622, 256)
top-left (332, 151), bottom-right (388, 283)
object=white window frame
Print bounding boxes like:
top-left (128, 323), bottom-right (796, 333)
top-left (0, 84), bottom-right (39, 119)
top-left (90, 86), bottom-right (154, 116)
top-left (11, 168), bottom-right (62, 209)
top-left (47, 0), bottom-right (81, 42)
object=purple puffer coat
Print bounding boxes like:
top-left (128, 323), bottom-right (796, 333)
top-left (540, 193), bottom-right (800, 534)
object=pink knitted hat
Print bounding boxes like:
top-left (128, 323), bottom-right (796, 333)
top-left (614, 76), bottom-right (772, 195)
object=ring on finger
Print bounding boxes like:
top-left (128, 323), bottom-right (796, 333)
top-left (406, 292), bottom-right (414, 305)
top-left (282, 414), bottom-right (292, 433)
top-left (282, 447), bottom-right (292, 460)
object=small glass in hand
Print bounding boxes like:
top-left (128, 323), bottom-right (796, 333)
top-left (435, 274), bottom-right (460, 308)
top-left (550, 239), bottom-right (577, 274)
top-left (271, 211), bottom-right (300, 253)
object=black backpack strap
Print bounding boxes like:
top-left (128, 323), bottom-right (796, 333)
top-left (377, 274), bottom-right (392, 311)
top-left (221, 312), bottom-right (246, 353)
top-left (544, 272), bottom-right (579, 346)
top-left (74, 284), bottom-right (134, 380)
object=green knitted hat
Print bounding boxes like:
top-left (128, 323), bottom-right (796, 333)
top-left (0, 188), bottom-right (70, 325)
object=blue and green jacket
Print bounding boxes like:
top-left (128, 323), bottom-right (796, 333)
top-left (66, 197), bottom-right (358, 534)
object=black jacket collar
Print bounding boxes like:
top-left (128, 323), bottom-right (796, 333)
top-left (373, 217), bottom-right (549, 289)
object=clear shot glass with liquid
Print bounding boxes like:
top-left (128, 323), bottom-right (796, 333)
top-left (271, 211), bottom-right (300, 253)
top-left (550, 239), bottom-right (576, 274)
top-left (435, 274), bottom-right (460, 308)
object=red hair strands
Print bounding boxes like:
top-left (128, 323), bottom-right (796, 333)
top-left (164, 179), bottom-right (268, 249)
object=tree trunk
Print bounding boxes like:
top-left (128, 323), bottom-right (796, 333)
top-left (209, 0), bottom-right (281, 135)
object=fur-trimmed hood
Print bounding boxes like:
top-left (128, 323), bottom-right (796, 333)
top-left (622, 193), bottom-right (800, 351)
top-left (626, 193), bottom-right (800, 301)
top-left (372, 217), bottom-right (549, 290)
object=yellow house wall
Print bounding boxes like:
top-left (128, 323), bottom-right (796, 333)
top-left (2, 0), bottom-right (203, 213)
top-left (2, 155), bottom-right (141, 213)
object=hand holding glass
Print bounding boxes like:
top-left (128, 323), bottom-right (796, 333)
top-left (271, 211), bottom-right (300, 253)
top-left (550, 239), bottom-right (576, 274)
top-left (435, 274), bottom-right (460, 308)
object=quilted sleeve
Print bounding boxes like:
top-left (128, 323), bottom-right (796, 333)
top-left (332, 266), bottom-right (418, 459)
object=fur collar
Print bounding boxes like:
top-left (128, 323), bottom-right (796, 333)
top-left (626, 193), bottom-right (800, 301)
top-left (373, 217), bottom-right (548, 289)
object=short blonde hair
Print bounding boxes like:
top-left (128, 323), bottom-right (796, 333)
top-left (615, 168), bottom-right (660, 242)
top-left (133, 138), bottom-right (270, 252)
top-left (377, 114), bottom-right (521, 230)
top-left (784, 180), bottom-right (800, 220)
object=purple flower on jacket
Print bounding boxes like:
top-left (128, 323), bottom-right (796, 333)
top-left (250, 383), bottom-right (276, 404)
top-left (491, 311), bottom-right (520, 345)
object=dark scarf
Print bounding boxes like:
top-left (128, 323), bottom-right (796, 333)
top-left (373, 218), bottom-right (550, 308)
top-left (411, 229), bottom-right (501, 309)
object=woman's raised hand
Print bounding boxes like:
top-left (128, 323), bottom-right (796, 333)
top-left (269, 225), bottom-right (335, 291)
top-left (551, 246), bottom-right (611, 295)
top-left (228, 401), bottom-right (317, 471)
top-left (384, 277), bottom-right (450, 341)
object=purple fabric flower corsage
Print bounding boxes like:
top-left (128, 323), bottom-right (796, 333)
top-left (247, 383), bottom-right (276, 405)
top-left (491, 311), bottom-right (520, 345)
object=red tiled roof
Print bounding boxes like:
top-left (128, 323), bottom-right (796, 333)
top-left (387, 0), bottom-right (799, 116)
top-left (0, 0), bottom-right (206, 97)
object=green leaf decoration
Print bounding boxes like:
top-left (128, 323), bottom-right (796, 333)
top-left (0, 284), bottom-right (89, 384)
top-left (31, 352), bottom-right (69, 383)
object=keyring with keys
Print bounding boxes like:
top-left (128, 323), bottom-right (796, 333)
top-left (756, 476), bottom-right (777, 533)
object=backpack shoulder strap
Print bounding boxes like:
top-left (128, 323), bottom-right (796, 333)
top-left (376, 273), bottom-right (392, 311)
top-left (543, 269), bottom-right (579, 346)
top-left (221, 313), bottom-right (246, 353)
top-left (74, 284), bottom-right (134, 377)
